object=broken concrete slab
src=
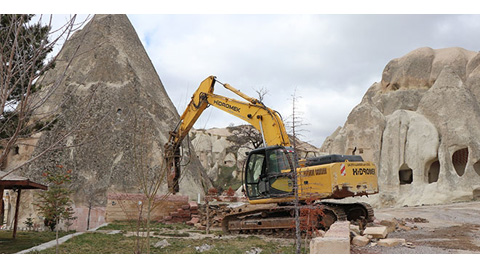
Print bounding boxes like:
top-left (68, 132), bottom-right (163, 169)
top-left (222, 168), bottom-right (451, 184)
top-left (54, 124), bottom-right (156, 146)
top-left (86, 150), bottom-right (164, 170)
top-left (377, 238), bottom-right (406, 247)
top-left (379, 219), bottom-right (397, 233)
top-left (310, 221), bottom-right (350, 254)
top-left (350, 224), bottom-right (361, 235)
top-left (310, 236), bottom-right (350, 254)
top-left (352, 235), bottom-right (370, 247)
top-left (363, 226), bottom-right (388, 239)
top-left (325, 221), bottom-right (350, 237)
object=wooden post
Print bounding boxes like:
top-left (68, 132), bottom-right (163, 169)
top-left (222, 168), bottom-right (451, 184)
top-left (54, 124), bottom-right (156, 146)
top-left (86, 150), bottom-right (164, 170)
top-left (12, 188), bottom-right (21, 239)
top-left (0, 185), bottom-right (4, 225)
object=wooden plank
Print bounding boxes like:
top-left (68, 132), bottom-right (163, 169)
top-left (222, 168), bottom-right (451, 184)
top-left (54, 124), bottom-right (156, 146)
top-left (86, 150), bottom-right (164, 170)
top-left (0, 180), bottom-right (48, 190)
top-left (13, 189), bottom-right (21, 239)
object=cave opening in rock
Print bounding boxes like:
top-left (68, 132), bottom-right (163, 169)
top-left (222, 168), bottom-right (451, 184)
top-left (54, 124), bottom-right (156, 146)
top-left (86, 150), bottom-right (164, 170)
top-left (474, 160), bottom-right (480, 176)
top-left (428, 160), bottom-right (440, 183)
top-left (399, 163), bottom-right (413, 185)
top-left (452, 147), bottom-right (468, 177)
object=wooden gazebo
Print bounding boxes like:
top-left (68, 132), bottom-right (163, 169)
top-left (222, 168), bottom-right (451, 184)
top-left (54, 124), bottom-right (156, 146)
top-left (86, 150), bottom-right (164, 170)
top-left (0, 171), bottom-right (47, 238)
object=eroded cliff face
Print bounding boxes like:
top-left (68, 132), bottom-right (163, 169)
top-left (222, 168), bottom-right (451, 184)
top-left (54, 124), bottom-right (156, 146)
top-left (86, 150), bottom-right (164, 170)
top-left (321, 47), bottom-right (480, 207)
top-left (190, 126), bottom-right (322, 192)
top-left (4, 15), bottom-right (211, 230)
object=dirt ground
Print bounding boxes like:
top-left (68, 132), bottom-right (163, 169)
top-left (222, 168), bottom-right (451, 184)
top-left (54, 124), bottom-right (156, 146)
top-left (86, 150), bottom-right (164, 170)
top-left (352, 200), bottom-right (480, 254)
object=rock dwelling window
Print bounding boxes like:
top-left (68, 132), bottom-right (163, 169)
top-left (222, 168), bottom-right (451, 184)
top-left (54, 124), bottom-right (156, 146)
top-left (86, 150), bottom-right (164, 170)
top-left (399, 163), bottom-right (413, 185)
top-left (428, 160), bottom-right (440, 183)
top-left (474, 160), bottom-right (480, 176)
top-left (14, 146), bottom-right (19, 155)
top-left (452, 148), bottom-right (468, 177)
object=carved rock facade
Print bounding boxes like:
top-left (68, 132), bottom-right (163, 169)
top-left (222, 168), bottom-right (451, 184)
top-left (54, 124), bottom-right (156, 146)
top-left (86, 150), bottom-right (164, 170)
top-left (321, 47), bottom-right (480, 207)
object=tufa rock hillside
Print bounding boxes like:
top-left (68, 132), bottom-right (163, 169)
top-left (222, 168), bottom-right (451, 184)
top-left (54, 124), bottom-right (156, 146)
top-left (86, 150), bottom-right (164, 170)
top-left (321, 47), bottom-right (480, 207)
top-left (190, 126), bottom-right (321, 192)
top-left (4, 14), bottom-right (211, 230)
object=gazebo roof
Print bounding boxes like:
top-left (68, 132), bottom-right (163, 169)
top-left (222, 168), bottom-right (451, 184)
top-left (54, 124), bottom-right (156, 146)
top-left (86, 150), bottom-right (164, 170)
top-left (0, 171), bottom-right (47, 190)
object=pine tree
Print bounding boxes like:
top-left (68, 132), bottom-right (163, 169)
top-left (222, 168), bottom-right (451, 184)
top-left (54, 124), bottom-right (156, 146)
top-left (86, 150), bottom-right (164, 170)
top-left (0, 14), bottom-right (53, 103)
top-left (1, 14), bottom-right (55, 166)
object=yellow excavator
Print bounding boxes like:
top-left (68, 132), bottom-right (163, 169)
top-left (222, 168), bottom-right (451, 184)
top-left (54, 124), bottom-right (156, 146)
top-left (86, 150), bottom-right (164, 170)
top-left (165, 76), bottom-right (378, 234)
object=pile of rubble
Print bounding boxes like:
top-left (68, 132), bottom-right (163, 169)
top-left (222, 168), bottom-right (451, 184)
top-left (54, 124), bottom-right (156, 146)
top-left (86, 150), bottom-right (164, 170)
top-left (350, 217), bottom-right (427, 248)
top-left (160, 200), bottom-right (238, 230)
top-left (310, 217), bottom-right (426, 254)
top-left (161, 201), bottom-right (200, 224)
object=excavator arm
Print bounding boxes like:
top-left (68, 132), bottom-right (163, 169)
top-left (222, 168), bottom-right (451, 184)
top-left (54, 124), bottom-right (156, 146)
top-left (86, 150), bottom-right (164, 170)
top-left (164, 75), bottom-right (290, 193)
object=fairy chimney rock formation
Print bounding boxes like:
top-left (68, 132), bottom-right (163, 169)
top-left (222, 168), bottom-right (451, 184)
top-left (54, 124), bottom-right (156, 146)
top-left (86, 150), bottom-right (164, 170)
top-left (14, 15), bottom-right (210, 227)
top-left (321, 47), bottom-right (480, 207)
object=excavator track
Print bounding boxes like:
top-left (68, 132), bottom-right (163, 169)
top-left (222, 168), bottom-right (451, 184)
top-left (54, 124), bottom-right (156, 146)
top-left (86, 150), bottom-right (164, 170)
top-left (221, 202), bottom-right (373, 237)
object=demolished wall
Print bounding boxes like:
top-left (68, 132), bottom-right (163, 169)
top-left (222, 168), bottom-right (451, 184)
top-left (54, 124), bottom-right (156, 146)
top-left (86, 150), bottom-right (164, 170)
top-left (321, 47), bottom-right (480, 207)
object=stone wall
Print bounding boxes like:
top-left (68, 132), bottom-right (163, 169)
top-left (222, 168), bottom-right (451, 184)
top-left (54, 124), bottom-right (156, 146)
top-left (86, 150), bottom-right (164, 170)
top-left (105, 193), bottom-right (190, 222)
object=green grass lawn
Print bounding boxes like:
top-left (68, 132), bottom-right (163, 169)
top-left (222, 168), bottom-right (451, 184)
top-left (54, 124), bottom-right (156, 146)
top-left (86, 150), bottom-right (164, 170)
top-left (30, 221), bottom-right (298, 254)
top-left (1, 221), bottom-right (300, 254)
top-left (35, 232), bottom-right (297, 254)
top-left (0, 230), bottom-right (74, 254)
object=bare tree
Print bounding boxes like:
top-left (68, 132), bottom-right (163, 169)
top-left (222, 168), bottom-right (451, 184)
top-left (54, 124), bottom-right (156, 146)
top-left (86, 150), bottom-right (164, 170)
top-left (226, 124), bottom-right (263, 149)
top-left (81, 183), bottom-right (103, 230)
top-left (132, 112), bottom-right (169, 253)
top-left (114, 110), bottom-right (174, 254)
top-left (288, 89), bottom-right (304, 254)
top-left (0, 14), bottom-right (90, 178)
top-left (254, 87), bottom-right (268, 103)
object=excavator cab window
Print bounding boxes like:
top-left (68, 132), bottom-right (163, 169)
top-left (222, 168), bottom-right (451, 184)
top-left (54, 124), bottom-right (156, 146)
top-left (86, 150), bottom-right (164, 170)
top-left (245, 152), bottom-right (265, 198)
top-left (266, 148), bottom-right (293, 174)
top-left (245, 146), bottom-right (294, 200)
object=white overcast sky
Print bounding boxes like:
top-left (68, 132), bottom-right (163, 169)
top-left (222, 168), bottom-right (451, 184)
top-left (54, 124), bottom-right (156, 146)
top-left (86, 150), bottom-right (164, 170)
top-left (11, 1), bottom-right (480, 147)
top-left (129, 13), bottom-right (480, 147)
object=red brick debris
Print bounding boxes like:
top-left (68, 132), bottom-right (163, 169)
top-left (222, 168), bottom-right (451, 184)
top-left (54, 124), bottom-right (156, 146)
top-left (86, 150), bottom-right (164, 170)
top-left (160, 200), bottom-right (201, 225)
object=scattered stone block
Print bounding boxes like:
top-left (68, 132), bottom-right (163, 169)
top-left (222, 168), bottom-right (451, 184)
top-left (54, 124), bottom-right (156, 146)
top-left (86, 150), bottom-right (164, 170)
top-left (379, 219), bottom-right (397, 233)
top-left (398, 224), bottom-right (412, 231)
top-left (154, 239), bottom-right (170, 248)
top-left (189, 201), bottom-right (199, 210)
top-left (377, 238), bottom-right (406, 247)
top-left (313, 230), bottom-right (325, 238)
top-left (187, 217), bottom-right (200, 226)
top-left (352, 235), bottom-right (370, 247)
top-left (195, 244), bottom-right (213, 253)
top-left (310, 221), bottom-right (350, 254)
top-left (363, 226), bottom-right (388, 239)
top-left (350, 224), bottom-right (361, 235)
top-left (310, 236), bottom-right (350, 254)
top-left (246, 247), bottom-right (263, 254)
top-left (325, 221), bottom-right (350, 238)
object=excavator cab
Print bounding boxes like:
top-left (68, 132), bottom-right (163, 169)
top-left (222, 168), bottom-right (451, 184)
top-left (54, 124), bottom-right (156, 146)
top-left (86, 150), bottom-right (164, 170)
top-left (244, 146), bottom-right (296, 200)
